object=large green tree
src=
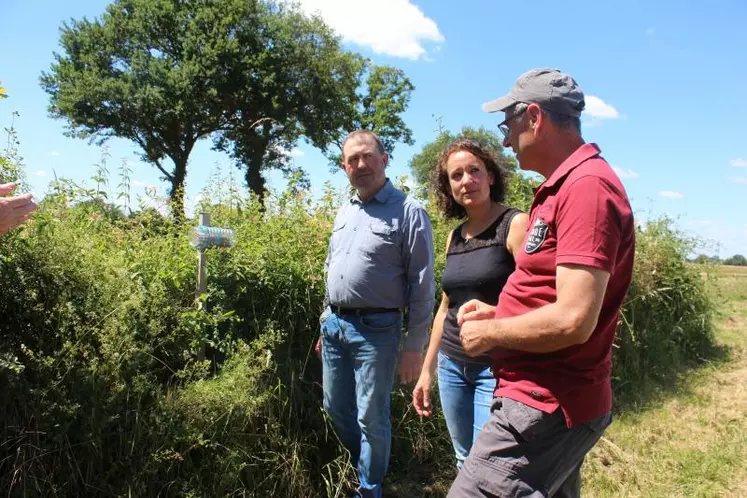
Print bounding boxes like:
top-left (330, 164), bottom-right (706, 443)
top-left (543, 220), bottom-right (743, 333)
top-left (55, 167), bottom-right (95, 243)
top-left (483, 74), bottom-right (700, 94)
top-left (40, 0), bottom-right (414, 217)
top-left (207, 9), bottom-right (365, 200)
top-left (408, 126), bottom-right (535, 211)
top-left (319, 64), bottom-right (415, 168)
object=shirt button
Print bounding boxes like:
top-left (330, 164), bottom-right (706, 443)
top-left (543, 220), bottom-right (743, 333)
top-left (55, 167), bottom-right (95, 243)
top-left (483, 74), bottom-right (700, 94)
top-left (530, 390), bottom-right (543, 400)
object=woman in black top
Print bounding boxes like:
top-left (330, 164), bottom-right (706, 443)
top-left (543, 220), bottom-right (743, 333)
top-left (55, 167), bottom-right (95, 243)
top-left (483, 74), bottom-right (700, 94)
top-left (412, 139), bottom-right (528, 468)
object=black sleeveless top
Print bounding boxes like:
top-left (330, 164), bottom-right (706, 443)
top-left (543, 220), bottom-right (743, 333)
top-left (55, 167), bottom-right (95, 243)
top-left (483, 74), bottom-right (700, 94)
top-left (440, 208), bottom-right (520, 365)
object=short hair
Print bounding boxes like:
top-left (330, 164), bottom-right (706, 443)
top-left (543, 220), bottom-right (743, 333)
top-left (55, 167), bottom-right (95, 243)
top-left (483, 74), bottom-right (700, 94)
top-left (431, 138), bottom-right (507, 220)
top-left (513, 102), bottom-right (581, 133)
top-left (544, 108), bottom-right (581, 133)
top-left (341, 130), bottom-right (386, 161)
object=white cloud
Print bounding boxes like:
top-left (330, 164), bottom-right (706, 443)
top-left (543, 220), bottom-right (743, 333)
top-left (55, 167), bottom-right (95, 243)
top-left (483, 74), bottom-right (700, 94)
top-left (47, 151), bottom-right (60, 157)
top-left (293, 0), bottom-right (444, 60)
top-left (730, 176), bottom-right (747, 184)
top-left (612, 166), bottom-right (639, 179)
top-left (132, 179), bottom-right (158, 190)
top-left (290, 147), bottom-right (305, 157)
top-left (33, 170), bottom-right (47, 177)
top-left (731, 158), bottom-right (747, 168)
top-left (659, 190), bottom-right (684, 199)
top-left (585, 96), bottom-right (620, 119)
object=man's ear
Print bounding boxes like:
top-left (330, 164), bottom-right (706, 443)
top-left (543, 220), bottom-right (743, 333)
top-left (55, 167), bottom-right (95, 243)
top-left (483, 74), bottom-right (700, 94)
top-left (527, 103), bottom-right (541, 131)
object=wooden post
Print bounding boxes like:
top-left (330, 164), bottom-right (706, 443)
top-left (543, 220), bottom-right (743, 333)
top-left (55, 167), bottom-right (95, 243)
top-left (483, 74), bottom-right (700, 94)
top-left (196, 212), bottom-right (210, 361)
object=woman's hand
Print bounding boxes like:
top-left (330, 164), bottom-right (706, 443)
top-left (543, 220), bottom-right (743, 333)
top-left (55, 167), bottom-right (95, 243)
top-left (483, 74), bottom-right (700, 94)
top-left (412, 371), bottom-right (435, 417)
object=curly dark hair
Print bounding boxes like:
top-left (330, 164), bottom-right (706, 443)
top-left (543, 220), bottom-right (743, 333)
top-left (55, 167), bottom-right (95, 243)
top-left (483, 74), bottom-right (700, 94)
top-left (431, 138), bottom-right (508, 219)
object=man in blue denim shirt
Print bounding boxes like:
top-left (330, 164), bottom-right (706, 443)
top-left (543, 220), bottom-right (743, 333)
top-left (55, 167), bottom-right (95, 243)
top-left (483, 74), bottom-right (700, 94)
top-left (318, 130), bottom-right (435, 498)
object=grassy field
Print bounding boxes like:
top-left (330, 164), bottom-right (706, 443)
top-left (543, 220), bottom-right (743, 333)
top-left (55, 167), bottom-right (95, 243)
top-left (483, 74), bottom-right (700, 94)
top-left (582, 266), bottom-right (747, 497)
top-left (387, 266), bottom-right (747, 497)
top-left (714, 264), bottom-right (747, 302)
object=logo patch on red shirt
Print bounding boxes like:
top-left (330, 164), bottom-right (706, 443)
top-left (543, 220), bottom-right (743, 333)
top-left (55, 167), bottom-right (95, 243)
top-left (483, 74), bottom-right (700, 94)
top-left (525, 217), bottom-right (549, 253)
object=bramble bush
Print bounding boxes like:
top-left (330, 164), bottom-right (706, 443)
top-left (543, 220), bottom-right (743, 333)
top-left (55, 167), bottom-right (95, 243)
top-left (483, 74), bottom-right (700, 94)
top-left (0, 146), bottom-right (716, 496)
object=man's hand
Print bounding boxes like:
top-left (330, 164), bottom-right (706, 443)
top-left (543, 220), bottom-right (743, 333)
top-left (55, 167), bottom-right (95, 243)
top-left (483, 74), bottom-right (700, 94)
top-left (398, 351), bottom-right (422, 384)
top-left (459, 320), bottom-right (497, 357)
top-left (0, 183), bottom-right (37, 234)
top-left (456, 299), bottom-right (496, 326)
top-left (314, 336), bottom-right (322, 358)
top-left (412, 371), bottom-right (434, 417)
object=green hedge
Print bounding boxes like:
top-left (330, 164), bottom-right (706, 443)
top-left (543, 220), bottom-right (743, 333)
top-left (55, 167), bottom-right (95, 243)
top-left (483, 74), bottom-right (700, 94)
top-left (0, 177), bottom-right (716, 496)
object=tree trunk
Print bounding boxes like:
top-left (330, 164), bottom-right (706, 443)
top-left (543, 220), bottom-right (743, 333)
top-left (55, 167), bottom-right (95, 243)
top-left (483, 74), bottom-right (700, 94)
top-left (242, 129), bottom-right (270, 207)
top-left (245, 152), bottom-right (267, 207)
top-left (169, 156), bottom-right (188, 222)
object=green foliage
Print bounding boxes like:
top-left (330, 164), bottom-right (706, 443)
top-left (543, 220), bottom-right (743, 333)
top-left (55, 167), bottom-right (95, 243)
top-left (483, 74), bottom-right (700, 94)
top-left (723, 254), bottom-right (747, 266)
top-left (0, 111), bottom-right (26, 186)
top-left (323, 64), bottom-right (416, 168)
top-left (693, 253), bottom-right (721, 264)
top-left (0, 143), bottom-right (720, 495)
top-left (40, 0), bottom-right (416, 215)
top-left (613, 219), bottom-right (718, 405)
top-left (408, 125), bottom-right (535, 211)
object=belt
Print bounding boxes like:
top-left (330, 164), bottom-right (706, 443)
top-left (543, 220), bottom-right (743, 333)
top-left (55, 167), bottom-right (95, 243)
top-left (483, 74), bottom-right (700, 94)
top-left (330, 305), bottom-right (401, 316)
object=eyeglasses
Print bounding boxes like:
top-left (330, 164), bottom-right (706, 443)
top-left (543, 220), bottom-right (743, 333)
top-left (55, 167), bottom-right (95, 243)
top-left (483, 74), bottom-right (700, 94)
top-left (496, 107), bottom-right (527, 142)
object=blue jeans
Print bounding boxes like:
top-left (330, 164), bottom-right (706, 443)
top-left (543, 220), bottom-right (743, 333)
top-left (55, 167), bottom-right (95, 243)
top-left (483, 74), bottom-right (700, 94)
top-left (321, 310), bottom-right (402, 498)
top-left (437, 351), bottom-right (496, 468)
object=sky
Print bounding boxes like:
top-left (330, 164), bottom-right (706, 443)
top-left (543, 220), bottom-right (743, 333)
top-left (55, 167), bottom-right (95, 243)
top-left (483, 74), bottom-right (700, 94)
top-left (1, 0), bottom-right (746, 257)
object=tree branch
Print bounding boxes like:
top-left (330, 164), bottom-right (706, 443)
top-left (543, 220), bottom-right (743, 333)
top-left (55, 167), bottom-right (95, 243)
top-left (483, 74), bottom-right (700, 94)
top-left (153, 158), bottom-right (173, 181)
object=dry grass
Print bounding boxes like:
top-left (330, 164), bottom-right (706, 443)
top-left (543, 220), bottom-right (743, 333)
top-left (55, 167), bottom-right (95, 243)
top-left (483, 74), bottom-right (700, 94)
top-left (715, 265), bottom-right (747, 303)
top-left (583, 273), bottom-right (747, 497)
top-left (384, 269), bottom-right (747, 497)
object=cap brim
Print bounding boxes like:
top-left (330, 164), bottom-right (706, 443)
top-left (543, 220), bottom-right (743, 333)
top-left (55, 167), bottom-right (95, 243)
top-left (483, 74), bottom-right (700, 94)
top-left (481, 95), bottom-right (516, 113)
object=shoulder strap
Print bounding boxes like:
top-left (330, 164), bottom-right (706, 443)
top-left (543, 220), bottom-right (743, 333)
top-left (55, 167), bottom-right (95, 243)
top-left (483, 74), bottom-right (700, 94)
top-left (447, 223), bottom-right (463, 251)
top-left (499, 208), bottom-right (521, 246)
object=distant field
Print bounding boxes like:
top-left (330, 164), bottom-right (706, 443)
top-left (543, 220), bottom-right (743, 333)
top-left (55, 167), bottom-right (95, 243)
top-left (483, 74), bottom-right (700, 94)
top-left (717, 264), bottom-right (747, 276)
top-left (715, 265), bottom-right (747, 302)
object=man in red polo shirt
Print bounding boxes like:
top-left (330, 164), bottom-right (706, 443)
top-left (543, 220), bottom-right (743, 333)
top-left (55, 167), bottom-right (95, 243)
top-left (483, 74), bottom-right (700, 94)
top-left (447, 68), bottom-right (635, 498)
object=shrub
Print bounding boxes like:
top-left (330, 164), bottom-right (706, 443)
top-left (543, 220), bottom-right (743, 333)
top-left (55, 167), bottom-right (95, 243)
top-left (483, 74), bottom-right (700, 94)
top-left (0, 159), bottom-right (718, 495)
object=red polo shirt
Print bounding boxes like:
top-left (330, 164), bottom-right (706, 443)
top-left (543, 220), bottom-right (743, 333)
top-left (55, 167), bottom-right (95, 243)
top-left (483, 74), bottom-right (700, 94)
top-left (493, 143), bottom-right (635, 427)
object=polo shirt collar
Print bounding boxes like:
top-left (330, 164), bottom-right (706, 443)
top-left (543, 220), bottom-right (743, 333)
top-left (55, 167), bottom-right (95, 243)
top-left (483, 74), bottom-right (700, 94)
top-left (535, 143), bottom-right (602, 193)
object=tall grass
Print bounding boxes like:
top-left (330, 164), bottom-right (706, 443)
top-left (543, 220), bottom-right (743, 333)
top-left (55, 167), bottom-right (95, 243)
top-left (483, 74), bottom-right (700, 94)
top-left (613, 219), bottom-right (719, 409)
top-left (0, 158), bottom-right (720, 495)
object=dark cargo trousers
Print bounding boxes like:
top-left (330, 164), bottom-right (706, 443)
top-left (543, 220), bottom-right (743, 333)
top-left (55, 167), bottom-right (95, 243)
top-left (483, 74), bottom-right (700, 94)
top-left (447, 397), bottom-right (611, 498)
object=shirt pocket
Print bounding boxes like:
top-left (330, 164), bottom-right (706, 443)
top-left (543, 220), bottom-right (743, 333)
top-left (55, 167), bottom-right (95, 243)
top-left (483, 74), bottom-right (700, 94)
top-left (328, 221), bottom-right (348, 260)
top-left (362, 219), bottom-right (399, 256)
top-left (330, 220), bottom-right (346, 244)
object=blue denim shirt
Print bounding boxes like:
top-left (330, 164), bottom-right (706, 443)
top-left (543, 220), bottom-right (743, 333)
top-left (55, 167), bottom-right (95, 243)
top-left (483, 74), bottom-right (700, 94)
top-left (325, 180), bottom-right (435, 352)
